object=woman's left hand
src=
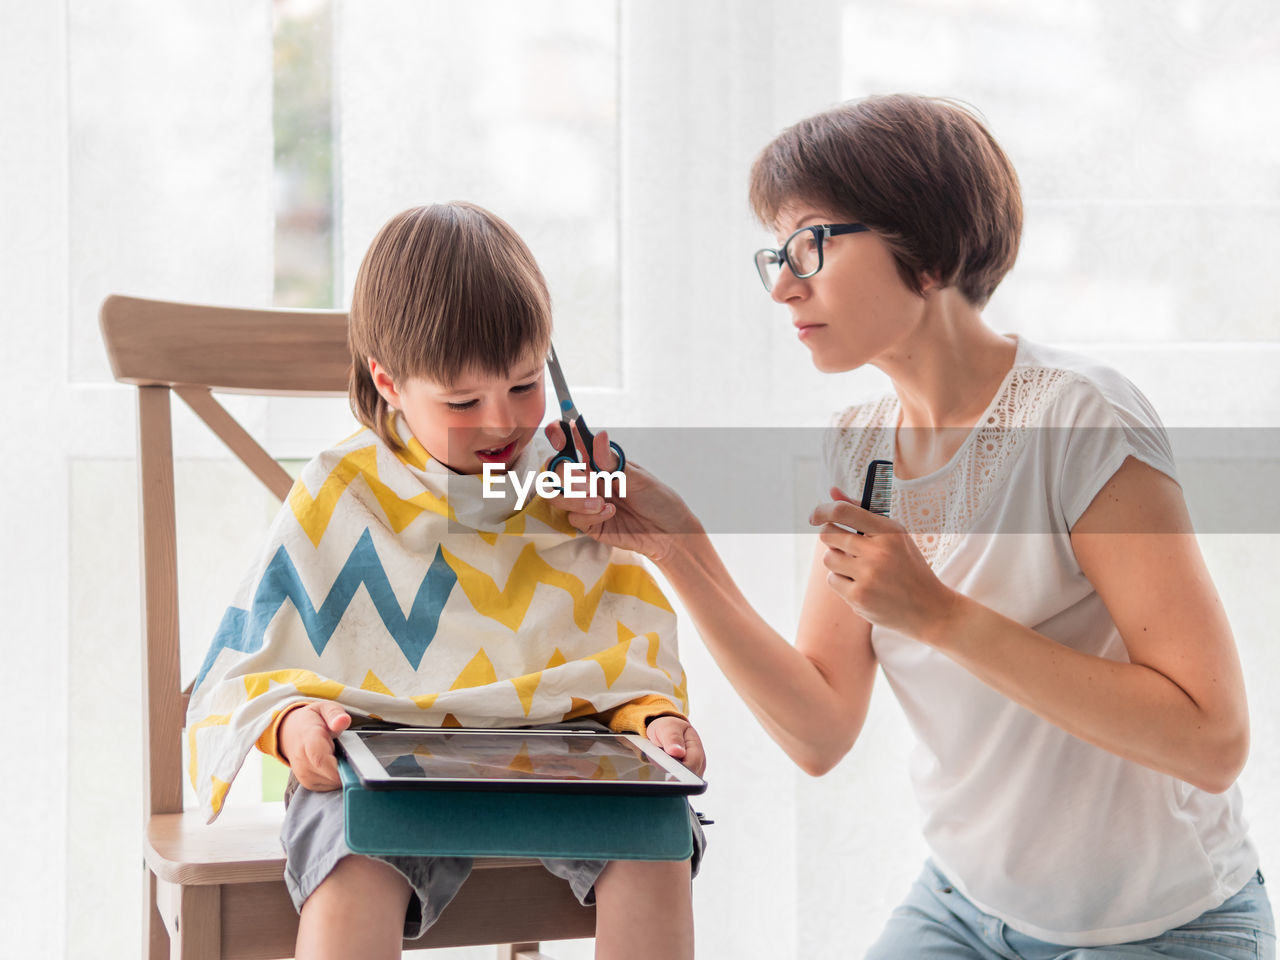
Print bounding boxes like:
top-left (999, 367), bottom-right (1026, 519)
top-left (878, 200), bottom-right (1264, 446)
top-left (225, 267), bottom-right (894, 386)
top-left (809, 486), bottom-right (959, 642)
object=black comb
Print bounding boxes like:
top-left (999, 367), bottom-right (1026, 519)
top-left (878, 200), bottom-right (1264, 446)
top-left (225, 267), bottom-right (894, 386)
top-left (859, 459), bottom-right (894, 518)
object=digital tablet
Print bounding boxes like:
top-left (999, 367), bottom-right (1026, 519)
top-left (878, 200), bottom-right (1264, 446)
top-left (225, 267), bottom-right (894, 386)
top-left (337, 727), bottom-right (706, 795)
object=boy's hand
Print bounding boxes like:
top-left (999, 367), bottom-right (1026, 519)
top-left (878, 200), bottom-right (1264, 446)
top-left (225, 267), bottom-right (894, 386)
top-left (645, 716), bottom-right (706, 777)
top-left (278, 701), bottom-right (352, 792)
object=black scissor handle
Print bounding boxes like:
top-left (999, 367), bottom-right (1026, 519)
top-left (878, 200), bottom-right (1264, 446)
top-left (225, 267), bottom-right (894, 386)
top-left (547, 415), bottom-right (626, 474)
top-left (575, 414), bottom-right (625, 473)
top-left (548, 417), bottom-right (580, 473)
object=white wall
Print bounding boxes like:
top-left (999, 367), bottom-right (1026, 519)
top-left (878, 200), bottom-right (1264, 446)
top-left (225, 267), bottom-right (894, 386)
top-left (2, 2), bottom-right (275, 956)
top-left (2, 4), bottom-right (70, 957)
top-left (2, 1), bottom-right (1278, 958)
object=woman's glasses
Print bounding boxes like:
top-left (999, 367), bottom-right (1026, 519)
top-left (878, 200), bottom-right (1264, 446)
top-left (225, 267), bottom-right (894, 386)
top-left (754, 222), bottom-right (869, 291)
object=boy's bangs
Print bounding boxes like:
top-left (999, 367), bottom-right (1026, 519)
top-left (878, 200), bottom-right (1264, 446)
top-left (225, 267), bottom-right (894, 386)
top-left (421, 302), bottom-right (549, 387)
top-left (366, 203), bottom-right (552, 381)
top-left (396, 248), bottom-right (551, 386)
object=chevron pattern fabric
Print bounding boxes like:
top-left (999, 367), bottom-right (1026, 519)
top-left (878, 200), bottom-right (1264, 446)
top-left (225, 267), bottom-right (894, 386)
top-left (187, 421), bottom-right (685, 822)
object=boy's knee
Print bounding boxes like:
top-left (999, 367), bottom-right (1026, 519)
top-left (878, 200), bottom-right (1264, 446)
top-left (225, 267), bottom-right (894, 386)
top-left (595, 857), bottom-right (692, 901)
top-left (297, 855), bottom-right (414, 959)
top-left (310, 854), bottom-right (412, 905)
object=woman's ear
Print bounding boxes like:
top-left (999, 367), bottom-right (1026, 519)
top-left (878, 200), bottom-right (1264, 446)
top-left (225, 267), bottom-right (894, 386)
top-left (919, 269), bottom-right (943, 295)
top-left (367, 358), bottom-right (402, 410)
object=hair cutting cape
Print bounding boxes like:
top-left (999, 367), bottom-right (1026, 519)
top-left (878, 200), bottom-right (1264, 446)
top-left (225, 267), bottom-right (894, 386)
top-left (187, 422), bottom-right (685, 822)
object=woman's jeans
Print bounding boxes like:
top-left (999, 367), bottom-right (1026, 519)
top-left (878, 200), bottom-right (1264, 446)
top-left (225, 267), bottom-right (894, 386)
top-left (865, 860), bottom-right (1275, 959)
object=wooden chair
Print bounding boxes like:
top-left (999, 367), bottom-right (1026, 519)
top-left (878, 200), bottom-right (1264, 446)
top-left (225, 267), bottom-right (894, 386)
top-left (100, 295), bottom-right (596, 960)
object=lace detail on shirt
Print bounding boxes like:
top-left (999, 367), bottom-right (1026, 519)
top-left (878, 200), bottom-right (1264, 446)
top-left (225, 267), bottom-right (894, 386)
top-left (829, 366), bottom-right (1082, 569)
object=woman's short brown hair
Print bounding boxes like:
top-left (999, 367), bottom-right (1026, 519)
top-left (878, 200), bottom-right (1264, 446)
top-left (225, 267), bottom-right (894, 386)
top-left (749, 94), bottom-right (1022, 307)
top-left (348, 202), bottom-right (553, 449)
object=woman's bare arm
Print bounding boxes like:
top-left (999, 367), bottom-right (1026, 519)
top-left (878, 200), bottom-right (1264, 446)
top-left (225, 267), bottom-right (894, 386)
top-left (659, 535), bottom-right (878, 775)
top-left (844, 456), bottom-right (1249, 792)
top-left (953, 457), bottom-right (1248, 791)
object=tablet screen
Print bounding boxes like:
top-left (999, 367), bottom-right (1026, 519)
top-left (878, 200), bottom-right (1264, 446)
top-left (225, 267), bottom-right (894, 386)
top-left (338, 728), bottom-right (705, 794)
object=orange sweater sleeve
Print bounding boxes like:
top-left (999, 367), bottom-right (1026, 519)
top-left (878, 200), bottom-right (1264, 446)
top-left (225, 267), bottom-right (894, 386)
top-left (594, 694), bottom-right (686, 735)
top-left (253, 701), bottom-right (312, 764)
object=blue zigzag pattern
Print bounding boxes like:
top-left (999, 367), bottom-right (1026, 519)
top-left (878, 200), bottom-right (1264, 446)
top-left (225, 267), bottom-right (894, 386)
top-left (193, 528), bottom-right (458, 689)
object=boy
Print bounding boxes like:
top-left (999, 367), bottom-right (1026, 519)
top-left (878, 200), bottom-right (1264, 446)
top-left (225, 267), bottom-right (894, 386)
top-left (187, 202), bottom-right (704, 959)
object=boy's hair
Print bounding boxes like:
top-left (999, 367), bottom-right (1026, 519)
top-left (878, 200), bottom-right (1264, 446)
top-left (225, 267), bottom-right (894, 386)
top-left (348, 202), bottom-right (553, 448)
top-left (748, 94), bottom-right (1022, 307)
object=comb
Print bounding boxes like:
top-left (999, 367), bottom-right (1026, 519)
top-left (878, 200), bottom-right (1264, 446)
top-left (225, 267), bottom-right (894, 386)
top-left (859, 459), bottom-right (894, 518)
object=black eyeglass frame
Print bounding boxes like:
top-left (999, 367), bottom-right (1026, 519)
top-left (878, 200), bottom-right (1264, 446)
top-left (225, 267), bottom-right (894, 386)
top-left (754, 222), bottom-right (870, 291)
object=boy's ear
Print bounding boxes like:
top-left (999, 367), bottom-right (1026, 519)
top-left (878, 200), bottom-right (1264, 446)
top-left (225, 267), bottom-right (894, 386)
top-left (368, 358), bottom-right (402, 409)
top-left (919, 268), bottom-right (943, 295)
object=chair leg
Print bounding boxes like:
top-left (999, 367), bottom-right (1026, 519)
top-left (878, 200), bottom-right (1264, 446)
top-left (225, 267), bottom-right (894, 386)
top-left (497, 944), bottom-right (550, 960)
top-left (171, 884), bottom-right (221, 960)
top-left (144, 868), bottom-right (169, 960)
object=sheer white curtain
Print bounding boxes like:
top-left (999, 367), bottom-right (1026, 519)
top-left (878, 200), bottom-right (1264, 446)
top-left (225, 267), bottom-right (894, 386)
top-left (3, 2), bottom-right (275, 958)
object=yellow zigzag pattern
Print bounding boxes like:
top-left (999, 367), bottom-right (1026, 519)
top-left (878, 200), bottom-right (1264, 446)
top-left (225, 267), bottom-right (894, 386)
top-left (617, 622), bottom-right (664, 671)
top-left (563, 696), bottom-right (596, 721)
top-left (617, 622), bottom-right (684, 710)
top-left (451, 649), bottom-right (498, 689)
top-left (243, 669), bottom-right (345, 702)
top-left (360, 670), bottom-right (393, 696)
top-left (672, 669), bottom-right (689, 714)
top-left (616, 619), bottom-right (687, 710)
top-left (409, 640), bottom-right (659, 720)
top-left (379, 428), bottom-right (577, 540)
top-left (473, 489), bottom-right (577, 545)
top-left (210, 776), bottom-right (231, 814)
top-left (290, 433), bottom-right (576, 548)
top-left (441, 543), bottom-right (673, 632)
top-left (288, 441), bottom-right (454, 546)
top-left (394, 435), bottom-right (432, 470)
top-left (188, 712), bottom-right (231, 811)
top-left (587, 631), bottom-right (633, 688)
top-left (507, 648), bottom-right (566, 717)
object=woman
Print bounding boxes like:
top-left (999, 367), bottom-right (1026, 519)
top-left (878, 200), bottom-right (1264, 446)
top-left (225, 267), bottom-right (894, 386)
top-left (551, 95), bottom-right (1274, 958)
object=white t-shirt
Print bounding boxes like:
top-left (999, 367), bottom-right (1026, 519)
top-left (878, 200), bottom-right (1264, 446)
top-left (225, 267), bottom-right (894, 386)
top-left (823, 335), bottom-right (1258, 946)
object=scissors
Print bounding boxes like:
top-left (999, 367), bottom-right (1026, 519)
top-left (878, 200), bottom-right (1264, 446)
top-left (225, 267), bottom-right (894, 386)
top-left (546, 344), bottom-right (626, 474)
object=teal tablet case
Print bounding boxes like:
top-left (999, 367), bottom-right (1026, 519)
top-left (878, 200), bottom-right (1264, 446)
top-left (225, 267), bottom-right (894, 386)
top-left (339, 759), bottom-right (693, 860)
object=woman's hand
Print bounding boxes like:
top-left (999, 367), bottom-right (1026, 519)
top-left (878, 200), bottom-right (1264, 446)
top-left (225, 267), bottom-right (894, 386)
top-left (277, 701), bottom-right (351, 792)
top-left (542, 421), bottom-right (698, 564)
top-left (645, 716), bottom-right (707, 777)
top-left (810, 486), bottom-right (959, 641)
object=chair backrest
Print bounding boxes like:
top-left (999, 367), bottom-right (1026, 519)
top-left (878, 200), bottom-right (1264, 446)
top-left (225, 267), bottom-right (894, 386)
top-left (100, 294), bottom-right (350, 817)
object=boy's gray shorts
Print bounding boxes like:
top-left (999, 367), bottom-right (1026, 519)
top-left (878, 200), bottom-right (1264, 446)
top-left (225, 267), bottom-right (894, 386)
top-left (280, 776), bottom-right (707, 940)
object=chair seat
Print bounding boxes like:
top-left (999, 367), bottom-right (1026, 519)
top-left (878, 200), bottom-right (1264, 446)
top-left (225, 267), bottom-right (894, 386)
top-left (145, 804), bottom-right (596, 953)
top-left (146, 805), bottom-right (289, 885)
top-left (144, 804), bottom-right (551, 885)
